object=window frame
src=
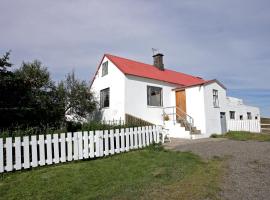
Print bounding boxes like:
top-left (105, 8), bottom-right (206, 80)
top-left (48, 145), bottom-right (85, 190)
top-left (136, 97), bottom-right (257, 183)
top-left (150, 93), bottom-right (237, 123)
top-left (229, 111), bottom-right (235, 120)
top-left (247, 112), bottom-right (252, 120)
top-left (102, 61), bottom-right (108, 77)
top-left (213, 89), bottom-right (219, 108)
top-left (147, 86), bottom-right (163, 107)
top-left (100, 88), bottom-right (110, 109)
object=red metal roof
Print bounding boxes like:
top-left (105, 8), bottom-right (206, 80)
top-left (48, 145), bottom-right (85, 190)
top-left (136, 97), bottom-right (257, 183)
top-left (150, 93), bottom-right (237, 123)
top-left (105, 54), bottom-right (207, 87)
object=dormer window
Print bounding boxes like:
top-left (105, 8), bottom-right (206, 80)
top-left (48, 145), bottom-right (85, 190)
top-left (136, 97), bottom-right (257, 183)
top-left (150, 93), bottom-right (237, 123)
top-left (102, 61), bottom-right (108, 76)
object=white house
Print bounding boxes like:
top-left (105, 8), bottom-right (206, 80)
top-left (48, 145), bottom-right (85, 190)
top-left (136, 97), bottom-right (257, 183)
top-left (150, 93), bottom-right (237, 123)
top-left (90, 53), bottom-right (260, 139)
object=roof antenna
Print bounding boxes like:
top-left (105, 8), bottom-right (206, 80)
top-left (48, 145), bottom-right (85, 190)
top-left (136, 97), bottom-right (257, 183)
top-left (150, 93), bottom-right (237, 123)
top-left (152, 48), bottom-right (159, 56)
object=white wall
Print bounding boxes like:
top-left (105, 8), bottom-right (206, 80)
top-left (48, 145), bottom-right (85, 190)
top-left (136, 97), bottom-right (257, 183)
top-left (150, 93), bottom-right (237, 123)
top-left (203, 82), bottom-right (260, 136)
top-left (90, 56), bottom-right (126, 121)
top-left (185, 86), bottom-right (206, 133)
top-left (125, 75), bottom-right (178, 125)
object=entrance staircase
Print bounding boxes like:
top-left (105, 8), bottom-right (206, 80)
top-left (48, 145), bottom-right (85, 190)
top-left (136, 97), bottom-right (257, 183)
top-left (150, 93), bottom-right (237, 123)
top-left (162, 106), bottom-right (203, 139)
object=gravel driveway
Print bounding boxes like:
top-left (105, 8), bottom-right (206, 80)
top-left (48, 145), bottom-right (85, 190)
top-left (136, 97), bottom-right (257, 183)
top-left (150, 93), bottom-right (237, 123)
top-left (164, 138), bottom-right (270, 200)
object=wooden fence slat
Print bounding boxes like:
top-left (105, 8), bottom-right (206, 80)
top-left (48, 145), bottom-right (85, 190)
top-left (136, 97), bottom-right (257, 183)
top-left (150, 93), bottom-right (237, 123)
top-left (5, 138), bottom-right (13, 171)
top-left (67, 133), bottom-right (72, 161)
top-left (39, 135), bottom-right (45, 166)
top-left (73, 132), bottom-right (79, 160)
top-left (138, 127), bottom-right (142, 148)
top-left (134, 127), bottom-right (138, 149)
top-left (129, 128), bottom-right (134, 149)
top-left (146, 126), bottom-right (150, 146)
top-left (89, 131), bottom-right (94, 158)
top-left (125, 128), bottom-right (130, 151)
top-left (115, 129), bottom-right (120, 153)
top-left (156, 126), bottom-right (160, 143)
top-left (142, 127), bottom-right (146, 147)
top-left (14, 137), bottom-right (22, 170)
top-left (23, 136), bottom-right (30, 168)
top-left (104, 130), bottom-right (109, 156)
top-left (99, 131), bottom-right (104, 157)
top-left (109, 129), bottom-right (115, 155)
top-left (46, 134), bottom-right (53, 165)
top-left (95, 131), bottom-right (100, 157)
top-left (78, 131), bottom-right (83, 160)
top-left (0, 138), bottom-right (3, 173)
top-left (53, 134), bottom-right (59, 164)
top-left (120, 129), bottom-right (125, 152)
top-left (153, 126), bottom-right (157, 143)
top-left (83, 131), bottom-right (89, 159)
top-left (31, 136), bottom-right (38, 167)
top-left (60, 133), bottom-right (66, 162)
top-left (149, 126), bottom-right (153, 144)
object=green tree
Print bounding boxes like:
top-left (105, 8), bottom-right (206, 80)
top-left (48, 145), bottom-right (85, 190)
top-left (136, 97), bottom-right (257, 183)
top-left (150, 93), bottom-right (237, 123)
top-left (0, 51), bottom-right (12, 72)
top-left (59, 71), bottom-right (96, 121)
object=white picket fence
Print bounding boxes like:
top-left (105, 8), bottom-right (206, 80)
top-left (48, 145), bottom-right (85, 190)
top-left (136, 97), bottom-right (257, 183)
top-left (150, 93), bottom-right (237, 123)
top-left (0, 126), bottom-right (161, 173)
top-left (227, 120), bottom-right (261, 133)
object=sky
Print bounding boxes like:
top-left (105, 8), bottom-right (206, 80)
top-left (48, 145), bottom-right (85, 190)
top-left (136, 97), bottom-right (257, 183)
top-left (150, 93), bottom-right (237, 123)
top-left (0, 0), bottom-right (269, 116)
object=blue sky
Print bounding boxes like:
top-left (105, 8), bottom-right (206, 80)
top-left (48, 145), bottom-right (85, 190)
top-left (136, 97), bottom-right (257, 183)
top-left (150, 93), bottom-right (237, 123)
top-left (0, 0), bottom-right (269, 116)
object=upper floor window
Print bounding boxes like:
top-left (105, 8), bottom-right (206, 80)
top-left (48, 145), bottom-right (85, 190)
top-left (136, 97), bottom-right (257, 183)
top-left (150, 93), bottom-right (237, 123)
top-left (213, 89), bottom-right (219, 108)
top-left (100, 88), bottom-right (110, 108)
top-left (147, 86), bottom-right (163, 107)
top-left (240, 115), bottom-right (243, 120)
top-left (230, 111), bottom-right (235, 119)
top-left (102, 61), bottom-right (108, 76)
top-left (247, 112), bottom-right (252, 120)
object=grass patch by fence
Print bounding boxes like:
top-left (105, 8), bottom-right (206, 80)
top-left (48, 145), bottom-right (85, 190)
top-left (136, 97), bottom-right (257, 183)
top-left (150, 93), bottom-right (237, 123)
top-left (0, 145), bottom-right (223, 200)
top-left (212, 131), bottom-right (270, 142)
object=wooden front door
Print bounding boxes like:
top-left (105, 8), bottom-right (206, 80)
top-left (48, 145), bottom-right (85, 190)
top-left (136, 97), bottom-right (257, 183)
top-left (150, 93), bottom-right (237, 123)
top-left (175, 90), bottom-right (186, 119)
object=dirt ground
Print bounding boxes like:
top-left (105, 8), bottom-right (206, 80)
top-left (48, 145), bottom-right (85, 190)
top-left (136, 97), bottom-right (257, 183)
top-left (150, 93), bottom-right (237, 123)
top-left (164, 138), bottom-right (270, 200)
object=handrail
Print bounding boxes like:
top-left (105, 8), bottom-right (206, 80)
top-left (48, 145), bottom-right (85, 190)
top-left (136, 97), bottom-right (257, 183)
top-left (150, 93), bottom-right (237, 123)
top-left (162, 106), bottom-right (194, 132)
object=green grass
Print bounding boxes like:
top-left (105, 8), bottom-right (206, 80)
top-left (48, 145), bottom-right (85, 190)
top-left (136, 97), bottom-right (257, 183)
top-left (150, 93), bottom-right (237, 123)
top-left (214, 131), bottom-right (270, 141)
top-left (0, 145), bottom-right (223, 200)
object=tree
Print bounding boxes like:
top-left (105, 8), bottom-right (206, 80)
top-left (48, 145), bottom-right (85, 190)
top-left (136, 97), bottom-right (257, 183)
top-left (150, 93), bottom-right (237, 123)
top-left (59, 71), bottom-right (96, 121)
top-left (0, 51), bottom-right (12, 72)
top-left (0, 57), bottom-right (65, 131)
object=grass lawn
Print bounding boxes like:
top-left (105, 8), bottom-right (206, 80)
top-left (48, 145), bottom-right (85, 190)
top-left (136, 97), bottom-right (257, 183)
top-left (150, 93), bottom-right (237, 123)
top-left (0, 145), bottom-right (223, 200)
top-left (215, 131), bottom-right (270, 141)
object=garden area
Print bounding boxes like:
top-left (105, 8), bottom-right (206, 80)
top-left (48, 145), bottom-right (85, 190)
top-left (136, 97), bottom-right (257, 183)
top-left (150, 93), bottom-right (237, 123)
top-left (0, 145), bottom-right (224, 200)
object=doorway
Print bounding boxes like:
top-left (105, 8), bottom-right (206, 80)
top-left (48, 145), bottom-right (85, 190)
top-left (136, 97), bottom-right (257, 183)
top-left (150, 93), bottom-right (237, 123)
top-left (220, 112), bottom-right (227, 134)
top-left (175, 90), bottom-right (186, 119)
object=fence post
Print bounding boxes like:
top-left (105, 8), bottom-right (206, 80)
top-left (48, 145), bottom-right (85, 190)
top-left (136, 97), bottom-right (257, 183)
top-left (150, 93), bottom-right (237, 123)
top-left (0, 138), bottom-right (3, 173)
top-left (14, 137), bottom-right (22, 170)
top-left (5, 138), bottom-right (13, 172)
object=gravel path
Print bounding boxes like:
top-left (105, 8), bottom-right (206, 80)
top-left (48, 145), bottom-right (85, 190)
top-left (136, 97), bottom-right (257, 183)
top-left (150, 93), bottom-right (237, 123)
top-left (164, 138), bottom-right (270, 200)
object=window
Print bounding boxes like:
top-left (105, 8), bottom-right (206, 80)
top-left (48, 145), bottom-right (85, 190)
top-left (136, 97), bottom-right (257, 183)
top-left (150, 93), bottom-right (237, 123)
top-left (240, 115), bottom-right (243, 120)
top-left (102, 61), bottom-right (108, 76)
top-left (247, 112), bottom-right (252, 120)
top-left (255, 116), bottom-right (258, 120)
top-left (230, 111), bottom-right (235, 119)
top-left (213, 89), bottom-right (219, 107)
top-left (100, 88), bottom-right (110, 108)
top-left (147, 86), bottom-right (163, 106)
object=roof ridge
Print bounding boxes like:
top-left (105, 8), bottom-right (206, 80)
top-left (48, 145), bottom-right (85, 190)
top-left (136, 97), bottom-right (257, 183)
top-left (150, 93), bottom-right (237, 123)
top-left (105, 53), bottom-right (205, 81)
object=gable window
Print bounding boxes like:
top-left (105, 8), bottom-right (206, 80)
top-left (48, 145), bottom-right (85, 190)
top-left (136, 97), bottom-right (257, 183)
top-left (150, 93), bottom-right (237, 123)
top-left (247, 112), bottom-right (252, 120)
top-left (100, 88), bottom-right (110, 108)
top-left (240, 115), bottom-right (243, 120)
top-left (147, 86), bottom-right (163, 107)
top-left (213, 89), bottom-right (219, 107)
top-left (230, 111), bottom-right (235, 120)
top-left (102, 61), bottom-right (108, 76)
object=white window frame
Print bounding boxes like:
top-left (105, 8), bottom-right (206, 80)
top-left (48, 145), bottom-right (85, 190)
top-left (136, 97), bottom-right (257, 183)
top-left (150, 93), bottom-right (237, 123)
top-left (102, 61), bottom-right (108, 77)
top-left (100, 88), bottom-right (110, 108)
top-left (147, 86), bottom-right (163, 107)
top-left (213, 89), bottom-right (219, 108)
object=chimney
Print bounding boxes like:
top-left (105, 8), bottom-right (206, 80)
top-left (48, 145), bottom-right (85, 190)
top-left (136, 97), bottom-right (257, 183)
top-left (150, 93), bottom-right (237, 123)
top-left (153, 53), bottom-right (164, 70)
